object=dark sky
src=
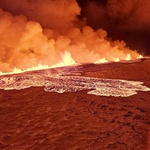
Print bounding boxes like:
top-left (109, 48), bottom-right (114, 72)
top-left (77, 0), bottom-right (150, 55)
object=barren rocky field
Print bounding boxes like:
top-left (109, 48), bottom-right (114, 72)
top-left (0, 59), bottom-right (150, 150)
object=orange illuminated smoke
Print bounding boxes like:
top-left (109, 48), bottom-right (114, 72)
top-left (0, 6), bottom-right (143, 74)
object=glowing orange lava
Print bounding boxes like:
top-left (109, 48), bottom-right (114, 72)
top-left (0, 51), bottom-right (143, 75)
top-left (0, 51), bottom-right (76, 75)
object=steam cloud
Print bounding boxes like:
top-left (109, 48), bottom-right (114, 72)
top-left (0, 0), bottom-right (140, 72)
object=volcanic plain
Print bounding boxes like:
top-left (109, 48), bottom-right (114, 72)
top-left (0, 59), bottom-right (150, 150)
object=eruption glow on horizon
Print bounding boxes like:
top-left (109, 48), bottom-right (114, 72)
top-left (0, 0), bottom-right (143, 73)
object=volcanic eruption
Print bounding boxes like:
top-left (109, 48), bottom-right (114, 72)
top-left (0, 0), bottom-right (150, 150)
top-left (0, 0), bottom-right (145, 73)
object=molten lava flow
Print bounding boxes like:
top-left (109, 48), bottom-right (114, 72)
top-left (0, 50), bottom-right (144, 75)
top-left (0, 51), bottom-right (76, 75)
top-left (138, 55), bottom-right (143, 59)
top-left (95, 58), bottom-right (108, 64)
top-left (0, 65), bottom-right (150, 97)
top-left (51, 51), bottom-right (76, 68)
top-left (125, 54), bottom-right (131, 60)
top-left (115, 58), bottom-right (120, 62)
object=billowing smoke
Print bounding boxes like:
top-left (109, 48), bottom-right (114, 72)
top-left (0, 0), bottom-right (140, 72)
top-left (80, 0), bottom-right (150, 53)
top-left (0, 0), bottom-right (81, 31)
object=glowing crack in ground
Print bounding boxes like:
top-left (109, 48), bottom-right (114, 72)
top-left (0, 66), bottom-right (149, 97)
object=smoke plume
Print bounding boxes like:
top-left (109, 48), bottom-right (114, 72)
top-left (0, 0), bottom-right (81, 31)
top-left (0, 0), bottom-right (140, 72)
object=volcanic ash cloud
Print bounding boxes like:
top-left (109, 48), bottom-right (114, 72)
top-left (0, 0), bottom-right (140, 73)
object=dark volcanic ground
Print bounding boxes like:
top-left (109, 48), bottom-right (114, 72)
top-left (0, 59), bottom-right (150, 150)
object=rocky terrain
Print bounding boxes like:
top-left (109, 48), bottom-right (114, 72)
top-left (0, 59), bottom-right (150, 150)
